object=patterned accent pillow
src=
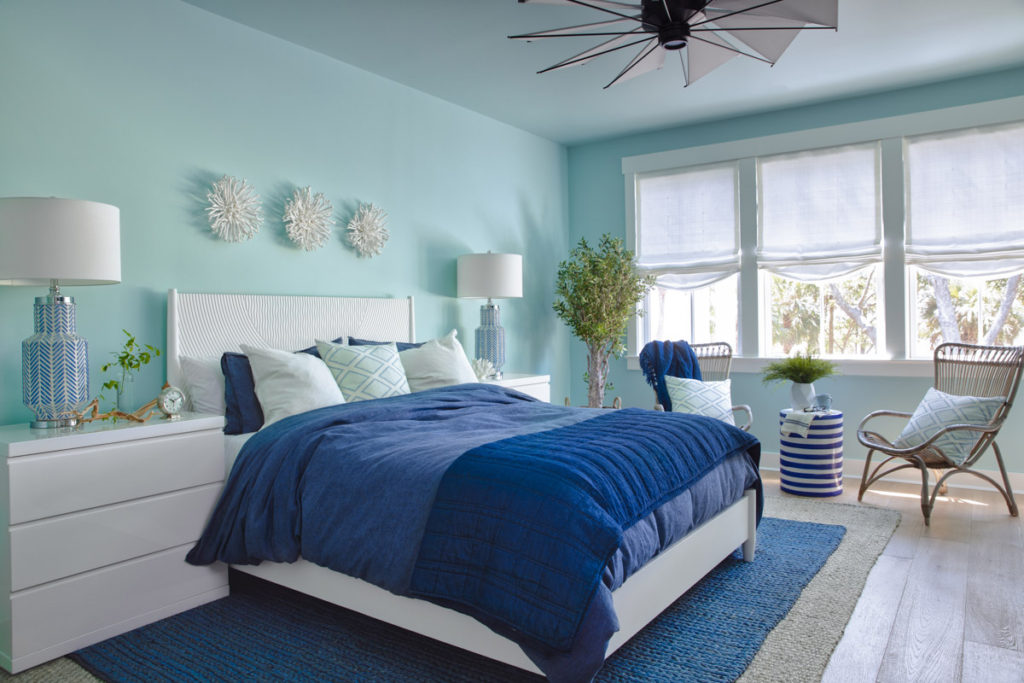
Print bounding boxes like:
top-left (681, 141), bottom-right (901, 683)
top-left (893, 387), bottom-right (1004, 465)
top-left (317, 340), bottom-right (410, 403)
top-left (664, 376), bottom-right (735, 426)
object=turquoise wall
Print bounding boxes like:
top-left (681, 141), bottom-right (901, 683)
top-left (567, 66), bottom-right (1024, 474)
top-left (0, 0), bottom-right (570, 425)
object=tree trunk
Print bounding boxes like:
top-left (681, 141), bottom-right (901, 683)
top-left (586, 344), bottom-right (609, 408)
top-left (928, 274), bottom-right (961, 343)
top-left (984, 275), bottom-right (1021, 345)
top-left (828, 283), bottom-right (877, 346)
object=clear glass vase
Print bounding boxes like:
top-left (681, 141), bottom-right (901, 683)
top-left (116, 372), bottom-right (135, 413)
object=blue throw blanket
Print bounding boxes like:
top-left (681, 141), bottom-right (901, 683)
top-left (409, 407), bottom-right (759, 652)
top-left (639, 340), bottom-right (702, 411)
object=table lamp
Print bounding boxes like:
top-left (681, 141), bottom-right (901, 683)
top-left (0, 197), bottom-right (121, 428)
top-left (457, 252), bottom-right (523, 379)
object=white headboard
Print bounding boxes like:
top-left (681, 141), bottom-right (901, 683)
top-left (166, 289), bottom-right (415, 388)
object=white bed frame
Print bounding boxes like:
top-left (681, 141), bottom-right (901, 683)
top-left (167, 289), bottom-right (758, 676)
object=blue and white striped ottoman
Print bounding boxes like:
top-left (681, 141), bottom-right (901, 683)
top-left (778, 409), bottom-right (844, 497)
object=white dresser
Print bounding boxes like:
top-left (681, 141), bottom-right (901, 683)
top-left (486, 373), bottom-right (551, 403)
top-left (0, 414), bottom-right (228, 673)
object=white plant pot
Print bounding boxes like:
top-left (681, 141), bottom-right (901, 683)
top-left (790, 382), bottom-right (815, 411)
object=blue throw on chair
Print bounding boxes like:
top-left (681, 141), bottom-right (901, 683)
top-left (639, 340), bottom-right (702, 412)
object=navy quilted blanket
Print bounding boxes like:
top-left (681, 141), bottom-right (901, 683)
top-left (409, 407), bottom-right (760, 652)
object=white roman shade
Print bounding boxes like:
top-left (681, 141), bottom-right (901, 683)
top-left (757, 143), bottom-right (882, 281)
top-left (905, 121), bottom-right (1024, 278)
top-left (636, 162), bottom-right (739, 290)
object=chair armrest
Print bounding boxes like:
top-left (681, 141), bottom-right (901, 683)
top-left (654, 403), bottom-right (665, 412)
top-left (857, 409), bottom-right (912, 433)
top-left (732, 404), bottom-right (752, 432)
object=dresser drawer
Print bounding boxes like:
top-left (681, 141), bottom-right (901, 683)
top-left (10, 483), bottom-right (222, 591)
top-left (8, 430), bottom-right (222, 524)
top-left (10, 545), bottom-right (227, 664)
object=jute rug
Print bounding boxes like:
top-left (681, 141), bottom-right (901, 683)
top-left (5, 497), bottom-right (899, 682)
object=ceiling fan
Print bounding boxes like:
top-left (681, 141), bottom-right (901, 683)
top-left (509, 0), bottom-right (838, 89)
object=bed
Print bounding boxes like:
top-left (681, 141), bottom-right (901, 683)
top-left (167, 289), bottom-right (761, 681)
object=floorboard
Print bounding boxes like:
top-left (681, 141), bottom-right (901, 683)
top-left (765, 471), bottom-right (1024, 683)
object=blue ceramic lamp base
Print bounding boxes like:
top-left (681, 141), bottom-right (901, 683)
top-left (22, 286), bottom-right (89, 429)
top-left (475, 300), bottom-right (506, 379)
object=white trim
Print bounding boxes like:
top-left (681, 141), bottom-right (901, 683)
top-left (622, 96), bottom-right (1024, 176)
top-left (760, 451), bottom-right (1024, 495)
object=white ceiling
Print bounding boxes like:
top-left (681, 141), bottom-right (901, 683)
top-left (182, 1), bottom-right (1024, 145)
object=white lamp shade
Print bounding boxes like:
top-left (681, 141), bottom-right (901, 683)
top-left (457, 253), bottom-right (523, 299)
top-left (0, 197), bottom-right (121, 286)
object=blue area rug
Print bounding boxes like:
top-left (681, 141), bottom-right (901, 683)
top-left (71, 518), bottom-right (844, 682)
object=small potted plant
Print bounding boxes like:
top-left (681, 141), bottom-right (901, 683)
top-left (101, 329), bottom-right (161, 413)
top-left (761, 352), bottom-right (837, 411)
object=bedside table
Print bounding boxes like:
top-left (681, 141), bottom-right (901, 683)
top-left (485, 373), bottom-right (551, 403)
top-left (0, 414), bottom-right (229, 673)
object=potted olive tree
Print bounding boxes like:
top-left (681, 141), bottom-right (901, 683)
top-left (553, 234), bottom-right (654, 408)
top-left (761, 352), bottom-right (838, 410)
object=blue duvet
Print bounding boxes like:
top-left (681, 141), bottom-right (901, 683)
top-left (187, 383), bottom-right (761, 682)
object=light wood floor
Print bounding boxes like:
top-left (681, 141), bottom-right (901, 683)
top-left (758, 472), bottom-right (1024, 683)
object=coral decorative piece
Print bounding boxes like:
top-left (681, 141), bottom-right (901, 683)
top-left (472, 357), bottom-right (497, 381)
top-left (284, 187), bottom-right (334, 251)
top-left (205, 175), bottom-right (262, 242)
top-left (346, 203), bottom-right (390, 257)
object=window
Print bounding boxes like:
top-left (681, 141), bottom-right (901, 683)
top-left (645, 275), bottom-right (738, 349)
top-left (909, 267), bottom-right (1024, 357)
top-left (905, 121), bottom-right (1024, 356)
top-left (763, 267), bottom-right (881, 356)
top-left (634, 162), bottom-right (740, 348)
top-left (757, 144), bottom-right (883, 358)
top-left (625, 111), bottom-right (1024, 364)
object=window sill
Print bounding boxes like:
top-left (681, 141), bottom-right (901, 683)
top-left (626, 355), bottom-right (933, 378)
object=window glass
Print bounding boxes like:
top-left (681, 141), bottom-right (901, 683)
top-left (763, 266), bottom-right (881, 357)
top-left (908, 267), bottom-right (1024, 358)
top-left (644, 274), bottom-right (738, 349)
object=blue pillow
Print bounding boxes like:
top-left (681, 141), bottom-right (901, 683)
top-left (221, 337), bottom-right (343, 435)
top-left (348, 337), bottom-right (424, 352)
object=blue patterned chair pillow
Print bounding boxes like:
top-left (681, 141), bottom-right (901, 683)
top-left (664, 376), bottom-right (735, 426)
top-left (317, 340), bottom-right (410, 403)
top-left (893, 387), bottom-right (1004, 465)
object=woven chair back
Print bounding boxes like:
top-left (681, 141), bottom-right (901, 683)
top-left (692, 342), bottom-right (733, 382)
top-left (934, 342), bottom-right (1024, 433)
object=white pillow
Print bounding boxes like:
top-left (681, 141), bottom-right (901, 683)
top-left (399, 329), bottom-right (478, 392)
top-left (316, 340), bottom-right (411, 403)
top-left (664, 376), bottom-right (735, 426)
top-left (179, 356), bottom-right (225, 415)
top-left (893, 387), bottom-right (1004, 465)
top-left (239, 345), bottom-right (344, 427)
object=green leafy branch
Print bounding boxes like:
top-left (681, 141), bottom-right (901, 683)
top-left (101, 329), bottom-right (161, 393)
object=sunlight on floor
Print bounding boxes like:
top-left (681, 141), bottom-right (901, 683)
top-left (864, 488), bottom-right (989, 507)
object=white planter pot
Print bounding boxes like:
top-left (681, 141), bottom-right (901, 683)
top-left (790, 382), bottom-right (815, 411)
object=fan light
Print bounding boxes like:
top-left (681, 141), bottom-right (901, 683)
top-left (511, 0), bottom-right (838, 89)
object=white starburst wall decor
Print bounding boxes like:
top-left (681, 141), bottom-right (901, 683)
top-left (205, 175), bottom-right (263, 242)
top-left (346, 203), bottom-right (389, 258)
top-left (283, 187), bottom-right (334, 251)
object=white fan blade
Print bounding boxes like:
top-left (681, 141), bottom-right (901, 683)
top-left (707, 14), bottom-right (802, 62)
top-left (706, 0), bottom-right (837, 27)
top-left (510, 17), bottom-right (637, 40)
top-left (544, 31), bottom-right (648, 71)
top-left (519, 0), bottom-right (641, 10)
top-left (685, 34), bottom-right (741, 85)
top-left (606, 41), bottom-right (666, 87)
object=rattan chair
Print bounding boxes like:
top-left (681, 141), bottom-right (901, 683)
top-left (647, 341), bottom-right (753, 431)
top-left (857, 342), bottom-right (1024, 525)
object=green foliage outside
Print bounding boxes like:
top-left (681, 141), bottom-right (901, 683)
top-left (554, 234), bottom-right (654, 407)
top-left (915, 272), bottom-right (1023, 351)
top-left (101, 329), bottom-right (161, 393)
top-left (761, 352), bottom-right (838, 385)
